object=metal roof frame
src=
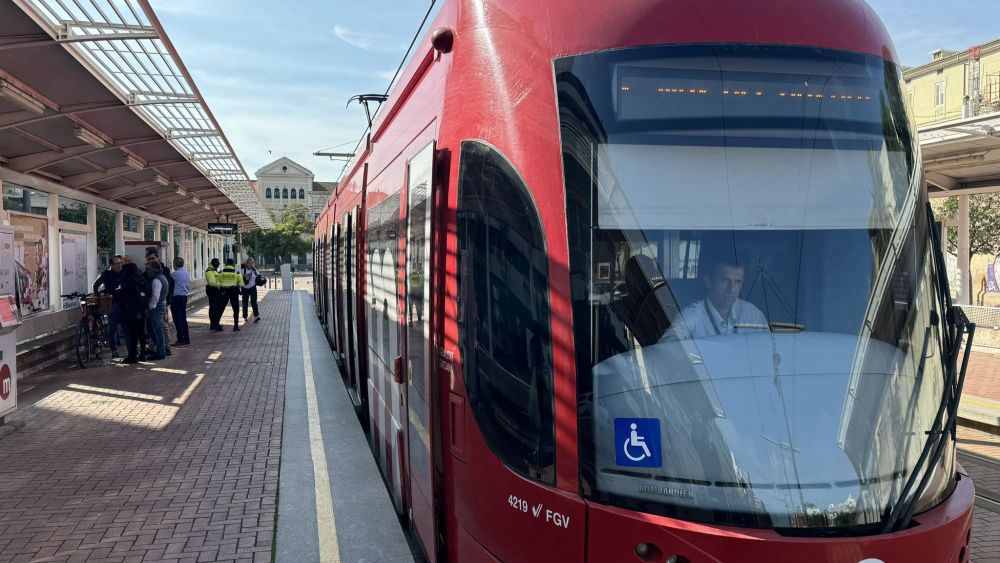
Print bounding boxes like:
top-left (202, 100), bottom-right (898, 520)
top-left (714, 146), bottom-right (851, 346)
top-left (11, 0), bottom-right (273, 228)
top-left (919, 112), bottom-right (1000, 198)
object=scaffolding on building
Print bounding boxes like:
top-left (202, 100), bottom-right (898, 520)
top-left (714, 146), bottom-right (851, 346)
top-left (967, 45), bottom-right (1000, 118)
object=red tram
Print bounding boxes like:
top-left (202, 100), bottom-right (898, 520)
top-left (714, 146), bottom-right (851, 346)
top-left (312, 0), bottom-right (976, 560)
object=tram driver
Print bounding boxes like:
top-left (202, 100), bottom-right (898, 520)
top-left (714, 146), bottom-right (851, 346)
top-left (660, 259), bottom-right (767, 341)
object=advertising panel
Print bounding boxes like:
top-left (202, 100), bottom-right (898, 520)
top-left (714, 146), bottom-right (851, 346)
top-left (10, 214), bottom-right (48, 316)
top-left (0, 227), bottom-right (15, 296)
top-left (60, 232), bottom-right (89, 302)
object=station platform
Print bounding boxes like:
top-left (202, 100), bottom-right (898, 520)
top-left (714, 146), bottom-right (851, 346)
top-left (0, 284), bottom-right (414, 563)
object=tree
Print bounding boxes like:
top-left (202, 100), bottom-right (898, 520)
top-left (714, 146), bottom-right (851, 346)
top-left (939, 194), bottom-right (1000, 256)
top-left (243, 204), bottom-right (314, 266)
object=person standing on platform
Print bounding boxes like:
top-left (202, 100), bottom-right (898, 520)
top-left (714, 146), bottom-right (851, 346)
top-left (144, 261), bottom-right (169, 360)
top-left (146, 248), bottom-right (173, 356)
top-left (218, 258), bottom-right (242, 331)
top-left (92, 254), bottom-right (124, 358)
top-left (241, 257), bottom-right (261, 323)
top-left (171, 257), bottom-right (191, 346)
top-left (205, 258), bottom-right (222, 332)
top-left (119, 263), bottom-right (148, 364)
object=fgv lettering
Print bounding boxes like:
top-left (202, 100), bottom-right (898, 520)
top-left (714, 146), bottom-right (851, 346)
top-left (545, 509), bottom-right (570, 528)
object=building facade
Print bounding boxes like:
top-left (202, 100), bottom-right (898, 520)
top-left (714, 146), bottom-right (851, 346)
top-left (904, 40), bottom-right (1000, 126)
top-left (904, 40), bottom-right (1000, 307)
top-left (254, 157), bottom-right (337, 267)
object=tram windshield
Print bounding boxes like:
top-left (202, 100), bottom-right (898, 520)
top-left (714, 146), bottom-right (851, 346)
top-left (558, 44), bottom-right (956, 532)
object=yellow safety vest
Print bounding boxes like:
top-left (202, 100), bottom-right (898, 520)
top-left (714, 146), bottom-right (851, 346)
top-left (218, 265), bottom-right (241, 288)
top-left (205, 267), bottom-right (220, 288)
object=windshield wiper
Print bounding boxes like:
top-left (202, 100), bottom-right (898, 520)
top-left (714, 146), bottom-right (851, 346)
top-left (880, 204), bottom-right (975, 534)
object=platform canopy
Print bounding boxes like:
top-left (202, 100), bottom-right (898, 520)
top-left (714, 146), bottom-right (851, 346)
top-left (918, 112), bottom-right (1000, 306)
top-left (921, 113), bottom-right (1000, 199)
top-left (0, 0), bottom-right (273, 230)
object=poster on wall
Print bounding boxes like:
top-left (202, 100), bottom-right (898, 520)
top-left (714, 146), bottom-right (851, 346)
top-left (988, 256), bottom-right (1000, 293)
top-left (60, 232), bottom-right (88, 303)
top-left (10, 214), bottom-right (49, 316)
top-left (0, 228), bottom-right (15, 296)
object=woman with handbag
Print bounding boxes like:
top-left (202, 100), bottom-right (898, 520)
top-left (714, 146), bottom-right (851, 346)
top-left (241, 257), bottom-right (262, 323)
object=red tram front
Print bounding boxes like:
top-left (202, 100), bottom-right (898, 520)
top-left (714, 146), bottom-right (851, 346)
top-left (313, 0), bottom-right (975, 561)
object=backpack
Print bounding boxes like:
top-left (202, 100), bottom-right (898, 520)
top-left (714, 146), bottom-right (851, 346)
top-left (123, 275), bottom-right (149, 312)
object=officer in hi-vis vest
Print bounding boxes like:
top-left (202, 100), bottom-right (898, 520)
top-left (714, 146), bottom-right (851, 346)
top-left (205, 258), bottom-right (223, 332)
top-left (217, 258), bottom-right (243, 331)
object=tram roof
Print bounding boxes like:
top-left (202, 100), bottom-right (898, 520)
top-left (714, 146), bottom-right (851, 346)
top-left (921, 113), bottom-right (1000, 198)
top-left (0, 0), bottom-right (273, 230)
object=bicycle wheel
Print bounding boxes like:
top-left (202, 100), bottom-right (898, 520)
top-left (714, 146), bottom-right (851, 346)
top-left (75, 320), bottom-right (90, 368)
top-left (92, 316), bottom-right (105, 360)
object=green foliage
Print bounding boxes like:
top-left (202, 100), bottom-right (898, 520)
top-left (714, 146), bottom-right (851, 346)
top-left (96, 208), bottom-right (116, 250)
top-left (243, 203), bottom-right (314, 266)
top-left (938, 194), bottom-right (1000, 256)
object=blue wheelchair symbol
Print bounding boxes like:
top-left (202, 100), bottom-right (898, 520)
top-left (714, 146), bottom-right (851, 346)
top-left (614, 418), bottom-right (662, 468)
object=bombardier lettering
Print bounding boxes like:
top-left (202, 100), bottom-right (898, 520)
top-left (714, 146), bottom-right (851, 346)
top-left (638, 484), bottom-right (694, 500)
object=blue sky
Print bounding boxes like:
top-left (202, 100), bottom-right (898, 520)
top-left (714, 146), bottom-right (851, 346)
top-left (149, 0), bottom-right (999, 182)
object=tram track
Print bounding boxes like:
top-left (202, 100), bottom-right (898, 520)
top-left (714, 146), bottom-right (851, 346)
top-left (958, 450), bottom-right (1000, 513)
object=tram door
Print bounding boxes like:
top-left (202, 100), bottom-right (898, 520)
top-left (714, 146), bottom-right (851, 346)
top-left (335, 224), bottom-right (346, 359)
top-left (329, 225), bottom-right (339, 350)
top-left (344, 210), bottom-right (362, 407)
top-left (403, 143), bottom-right (437, 561)
top-left (321, 236), bottom-right (328, 326)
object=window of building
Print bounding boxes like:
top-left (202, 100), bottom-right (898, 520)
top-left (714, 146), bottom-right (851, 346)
top-left (266, 187), bottom-right (272, 198)
top-left (299, 189), bottom-right (305, 199)
top-left (282, 188), bottom-right (288, 199)
top-left (144, 220), bottom-right (155, 240)
top-left (3, 183), bottom-right (48, 216)
top-left (123, 214), bottom-right (140, 233)
top-left (290, 188), bottom-right (297, 199)
top-left (935, 81), bottom-right (945, 107)
top-left (96, 207), bottom-right (116, 270)
top-left (58, 196), bottom-right (88, 225)
top-left (456, 140), bottom-right (555, 483)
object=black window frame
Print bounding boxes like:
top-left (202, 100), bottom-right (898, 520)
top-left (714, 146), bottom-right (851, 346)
top-left (456, 139), bottom-right (556, 484)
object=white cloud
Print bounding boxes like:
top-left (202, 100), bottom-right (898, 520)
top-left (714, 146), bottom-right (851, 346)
top-left (333, 25), bottom-right (404, 53)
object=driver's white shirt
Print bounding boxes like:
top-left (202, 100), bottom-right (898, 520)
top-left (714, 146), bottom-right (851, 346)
top-left (660, 298), bottom-right (767, 341)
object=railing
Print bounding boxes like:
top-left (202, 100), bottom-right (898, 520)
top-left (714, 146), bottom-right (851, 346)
top-left (960, 305), bottom-right (1000, 330)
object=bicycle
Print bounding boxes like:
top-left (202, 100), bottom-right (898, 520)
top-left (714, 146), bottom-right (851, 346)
top-left (62, 292), bottom-right (110, 368)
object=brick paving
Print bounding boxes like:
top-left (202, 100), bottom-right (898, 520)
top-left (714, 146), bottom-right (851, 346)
top-left (965, 349), bottom-right (1000, 403)
top-left (0, 288), bottom-right (289, 563)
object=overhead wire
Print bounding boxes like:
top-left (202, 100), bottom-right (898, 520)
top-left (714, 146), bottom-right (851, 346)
top-left (336, 0), bottom-right (438, 180)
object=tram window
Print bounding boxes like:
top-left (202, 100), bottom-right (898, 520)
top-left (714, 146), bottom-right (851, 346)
top-left (456, 140), bottom-right (555, 484)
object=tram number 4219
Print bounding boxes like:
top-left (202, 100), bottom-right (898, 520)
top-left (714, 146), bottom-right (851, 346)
top-left (507, 495), bottom-right (571, 529)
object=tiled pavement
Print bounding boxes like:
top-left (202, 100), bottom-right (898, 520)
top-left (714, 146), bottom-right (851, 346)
top-left (0, 289), bottom-right (289, 563)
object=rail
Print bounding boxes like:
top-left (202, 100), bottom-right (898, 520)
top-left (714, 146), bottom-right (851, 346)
top-left (960, 305), bottom-right (1000, 330)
